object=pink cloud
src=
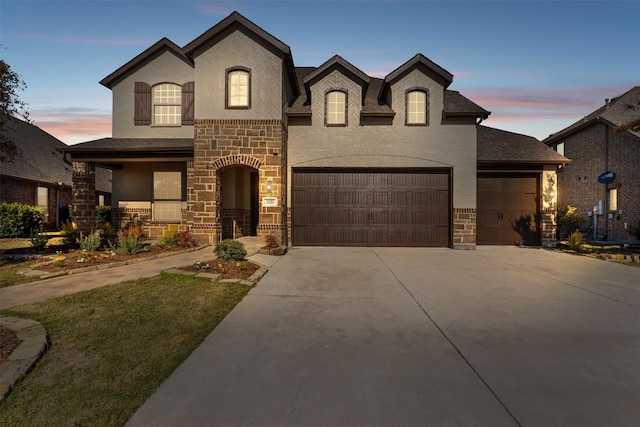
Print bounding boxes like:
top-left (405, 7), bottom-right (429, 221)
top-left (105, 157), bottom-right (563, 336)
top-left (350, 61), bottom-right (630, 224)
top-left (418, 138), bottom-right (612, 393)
top-left (465, 84), bottom-right (634, 114)
top-left (32, 111), bottom-right (112, 145)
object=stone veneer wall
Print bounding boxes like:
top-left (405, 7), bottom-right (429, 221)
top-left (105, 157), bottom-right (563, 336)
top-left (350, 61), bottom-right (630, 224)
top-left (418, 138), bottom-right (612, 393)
top-left (453, 208), bottom-right (476, 249)
top-left (72, 161), bottom-right (96, 234)
top-left (188, 119), bottom-right (285, 245)
top-left (540, 208), bottom-right (556, 247)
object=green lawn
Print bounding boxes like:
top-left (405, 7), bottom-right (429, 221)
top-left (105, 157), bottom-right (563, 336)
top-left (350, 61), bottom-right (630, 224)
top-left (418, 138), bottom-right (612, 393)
top-left (0, 273), bottom-right (252, 427)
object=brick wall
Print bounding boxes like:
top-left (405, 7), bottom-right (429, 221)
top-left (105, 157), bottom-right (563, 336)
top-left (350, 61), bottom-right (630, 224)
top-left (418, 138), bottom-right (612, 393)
top-left (557, 124), bottom-right (639, 241)
top-left (1, 176), bottom-right (72, 230)
top-left (72, 161), bottom-right (96, 234)
top-left (189, 119), bottom-right (285, 245)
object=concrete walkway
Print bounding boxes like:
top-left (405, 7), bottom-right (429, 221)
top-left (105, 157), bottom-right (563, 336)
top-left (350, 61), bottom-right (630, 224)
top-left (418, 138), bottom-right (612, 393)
top-left (0, 242), bottom-right (276, 310)
top-left (126, 246), bottom-right (640, 427)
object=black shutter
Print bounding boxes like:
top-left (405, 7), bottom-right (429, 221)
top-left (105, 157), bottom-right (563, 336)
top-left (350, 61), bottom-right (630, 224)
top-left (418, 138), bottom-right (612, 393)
top-left (134, 82), bottom-right (151, 125)
top-left (182, 82), bottom-right (195, 125)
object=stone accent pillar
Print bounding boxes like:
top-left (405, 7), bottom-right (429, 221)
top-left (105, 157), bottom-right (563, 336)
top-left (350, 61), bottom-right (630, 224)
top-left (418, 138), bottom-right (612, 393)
top-left (453, 208), bottom-right (476, 249)
top-left (191, 119), bottom-right (285, 245)
top-left (72, 161), bottom-right (96, 234)
top-left (541, 208), bottom-right (557, 247)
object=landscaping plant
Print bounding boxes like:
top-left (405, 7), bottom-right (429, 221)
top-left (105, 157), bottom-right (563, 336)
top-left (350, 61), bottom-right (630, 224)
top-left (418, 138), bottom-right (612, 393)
top-left (214, 239), bottom-right (247, 261)
top-left (567, 230), bottom-right (586, 251)
top-left (29, 227), bottom-right (49, 250)
top-left (79, 230), bottom-right (102, 252)
top-left (59, 220), bottom-right (80, 247)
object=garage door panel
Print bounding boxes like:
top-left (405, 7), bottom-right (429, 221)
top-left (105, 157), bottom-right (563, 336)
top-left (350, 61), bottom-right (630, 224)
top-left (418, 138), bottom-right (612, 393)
top-left (477, 175), bottom-right (540, 246)
top-left (293, 169), bottom-right (450, 247)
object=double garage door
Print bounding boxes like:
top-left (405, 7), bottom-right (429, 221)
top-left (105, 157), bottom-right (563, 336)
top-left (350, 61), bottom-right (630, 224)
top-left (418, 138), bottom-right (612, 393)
top-left (292, 169), bottom-right (450, 247)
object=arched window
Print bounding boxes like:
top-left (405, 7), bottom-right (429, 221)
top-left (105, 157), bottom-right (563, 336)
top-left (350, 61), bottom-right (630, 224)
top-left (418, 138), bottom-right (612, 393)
top-left (326, 90), bottom-right (346, 126)
top-left (227, 68), bottom-right (250, 108)
top-left (406, 89), bottom-right (428, 125)
top-left (153, 83), bottom-right (181, 126)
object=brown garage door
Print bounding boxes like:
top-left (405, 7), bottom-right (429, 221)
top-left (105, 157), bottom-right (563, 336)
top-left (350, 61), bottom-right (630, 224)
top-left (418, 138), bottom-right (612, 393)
top-left (477, 175), bottom-right (540, 245)
top-left (292, 169), bottom-right (450, 247)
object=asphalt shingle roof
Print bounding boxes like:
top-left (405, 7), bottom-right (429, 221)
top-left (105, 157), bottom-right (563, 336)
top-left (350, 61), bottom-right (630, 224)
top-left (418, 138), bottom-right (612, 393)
top-left (543, 86), bottom-right (640, 144)
top-left (478, 125), bottom-right (570, 165)
top-left (1, 117), bottom-right (112, 192)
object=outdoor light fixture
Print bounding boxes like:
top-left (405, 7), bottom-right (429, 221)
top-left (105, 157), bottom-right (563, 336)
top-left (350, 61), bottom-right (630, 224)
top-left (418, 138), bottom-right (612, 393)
top-left (267, 180), bottom-right (272, 192)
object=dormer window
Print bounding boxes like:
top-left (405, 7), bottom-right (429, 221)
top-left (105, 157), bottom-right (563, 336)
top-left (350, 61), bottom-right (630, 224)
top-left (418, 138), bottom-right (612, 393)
top-left (406, 89), bottom-right (428, 125)
top-left (153, 83), bottom-right (181, 126)
top-left (326, 90), bottom-right (347, 126)
top-left (227, 68), bottom-right (251, 108)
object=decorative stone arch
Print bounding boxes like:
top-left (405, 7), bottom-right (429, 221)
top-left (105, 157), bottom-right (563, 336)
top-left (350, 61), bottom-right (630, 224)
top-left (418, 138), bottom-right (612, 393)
top-left (210, 154), bottom-right (263, 171)
top-left (189, 118), bottom-right (285, 245)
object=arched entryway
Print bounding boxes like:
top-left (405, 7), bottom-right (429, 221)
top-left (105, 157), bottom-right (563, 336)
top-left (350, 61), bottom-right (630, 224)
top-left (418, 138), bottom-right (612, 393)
top-left (219, 166), bottom-right (259, 239)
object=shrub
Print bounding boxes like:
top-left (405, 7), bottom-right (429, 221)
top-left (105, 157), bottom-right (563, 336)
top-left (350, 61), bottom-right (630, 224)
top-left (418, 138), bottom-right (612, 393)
top-left (95, 205), bottom-right (112, 228)
top-left (117, 228), bottom-right (143, 255)
top-left (29, 227), bottom-right (49, 250)
top-left (628, 220), bottom-right (640, 240)
top-left (160, 225), bottom-right (180, 247)
top-left (80, 230), bottom-right (102, 251)
top-left (99, 222), bottom-right (117, 248)
top-left (177, 230), bottom-right (196, 248)
top-left (567, 230), bottom-right (586, 251)
top-left (60, 220), bottom-right (80, 247)
top-left (556, 205), bottom-right (586, 240)
top-left (0, 202), bottom-right (45, 237)
top-left (214, 239), bottom-right (247, 261)
top-left (263, 233), bottom-right (279, 249)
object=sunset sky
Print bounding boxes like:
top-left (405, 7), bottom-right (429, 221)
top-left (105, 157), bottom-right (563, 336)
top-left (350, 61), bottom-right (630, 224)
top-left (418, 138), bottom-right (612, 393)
top-left (1, 0), bottom-right (639, 145)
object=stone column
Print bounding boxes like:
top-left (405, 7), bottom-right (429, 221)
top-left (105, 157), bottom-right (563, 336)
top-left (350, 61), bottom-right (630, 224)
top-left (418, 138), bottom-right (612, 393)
top-left (72, 161), bottom-right (96, 234)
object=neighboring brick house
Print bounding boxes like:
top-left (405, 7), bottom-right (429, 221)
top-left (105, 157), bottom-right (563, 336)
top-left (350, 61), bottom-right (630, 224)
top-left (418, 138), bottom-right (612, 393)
top-left (544, 86), bottom-right (640, 242)
top-left (0, 116), bottom-right (112, 230)
top-left (61, 11), bottom-right (567, 248)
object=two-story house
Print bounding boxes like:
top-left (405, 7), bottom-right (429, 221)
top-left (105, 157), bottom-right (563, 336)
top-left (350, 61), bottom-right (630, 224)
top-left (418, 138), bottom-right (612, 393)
top-left (544, 86), bottom-right (640, 241)
top-left (62, 11), bottom-right (568, 248)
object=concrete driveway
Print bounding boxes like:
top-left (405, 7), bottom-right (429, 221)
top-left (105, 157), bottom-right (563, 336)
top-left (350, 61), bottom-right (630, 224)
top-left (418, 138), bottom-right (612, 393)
top-left (127, 246), bottom-right (640, 427)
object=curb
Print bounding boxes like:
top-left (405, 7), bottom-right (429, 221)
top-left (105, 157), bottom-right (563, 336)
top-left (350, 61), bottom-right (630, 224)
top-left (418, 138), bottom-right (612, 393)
top-left (0, 316), bottom-right (48, 402)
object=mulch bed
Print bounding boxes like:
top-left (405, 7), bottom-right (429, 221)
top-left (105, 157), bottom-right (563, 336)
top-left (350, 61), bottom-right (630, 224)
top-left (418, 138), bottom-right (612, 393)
top-left (30, 246), bottom-right (187, 274)
top-left (177, 259), bottom-right (260, 280)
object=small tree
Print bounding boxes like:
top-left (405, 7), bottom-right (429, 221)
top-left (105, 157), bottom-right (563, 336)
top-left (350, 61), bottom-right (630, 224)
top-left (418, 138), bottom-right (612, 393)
top-left (0, 60), bottom-right (30, 162)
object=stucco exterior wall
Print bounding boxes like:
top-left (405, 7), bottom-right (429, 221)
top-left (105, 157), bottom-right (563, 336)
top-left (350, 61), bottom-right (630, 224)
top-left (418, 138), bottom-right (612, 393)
top-left (193, 31), bottom-right (284, 120)
top-left (288, 69), bottom-right (477, 209)
top-left (111, 50), bottom-right (195, 138)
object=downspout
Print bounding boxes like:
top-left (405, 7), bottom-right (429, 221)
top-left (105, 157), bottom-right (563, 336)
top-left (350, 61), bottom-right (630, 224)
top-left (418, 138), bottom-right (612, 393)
top-left (604, 121), bottom-right (609, 240)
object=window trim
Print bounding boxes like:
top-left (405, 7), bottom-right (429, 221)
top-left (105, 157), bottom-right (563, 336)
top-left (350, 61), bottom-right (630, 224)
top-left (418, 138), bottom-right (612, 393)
top-left (226, 67), bottom-right (251, 109)
top-left (37, 186), bottom-right (49, 220)
top-left (325, 89), bottom-right (348, 127)
top-left (153, 171), bottom-right (183, 221)
top-left (152, 82), bottom-right (182, 127)
top-left (405, 88), bottom-right (429, 126)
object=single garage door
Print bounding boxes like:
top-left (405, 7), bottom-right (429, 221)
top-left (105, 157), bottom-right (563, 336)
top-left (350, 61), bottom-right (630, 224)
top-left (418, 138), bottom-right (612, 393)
top-left (477, 175), bottom-right (540, 245)
top-left (292, 169), bottom-right (450, 247)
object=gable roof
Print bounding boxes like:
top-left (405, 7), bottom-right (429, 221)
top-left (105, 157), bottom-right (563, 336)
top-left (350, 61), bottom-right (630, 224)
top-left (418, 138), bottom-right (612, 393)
top-left (302, 55), bottom-right (370, 100)
top-left (543, 86), bottom-right (640, 145)
top-left (478, 125), bottom-right (570, 165)
top-left (183, 11), bottom-right (299, 97)
top-left (100, 38), bottom-right (192, 89)
top-left (379, 53), bottom-right (454, 101)
top-left (0, 117), bottom-right (112, 192)
top-left (287, 66), bottom-right (487, 120)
